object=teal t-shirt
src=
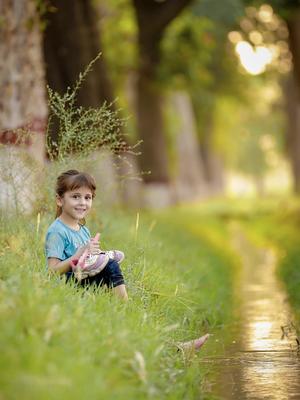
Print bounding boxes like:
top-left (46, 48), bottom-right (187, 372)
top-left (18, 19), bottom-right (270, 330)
top-left (45, 218), bottom-right (91, 262)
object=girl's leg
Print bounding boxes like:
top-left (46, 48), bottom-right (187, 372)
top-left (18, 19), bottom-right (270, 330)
top-left (113, 284), bottom-right (128, 301)
top-left (90, 259), bottom-right (127, 300)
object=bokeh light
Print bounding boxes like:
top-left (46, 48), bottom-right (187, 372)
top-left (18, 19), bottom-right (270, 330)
top-left (235, 41), bottom-right (273, 75)
top-left (228, 4), bottom-right (292, 76)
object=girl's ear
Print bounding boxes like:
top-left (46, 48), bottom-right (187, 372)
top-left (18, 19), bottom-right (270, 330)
top-left (56, 194), bottom-right (63, 207)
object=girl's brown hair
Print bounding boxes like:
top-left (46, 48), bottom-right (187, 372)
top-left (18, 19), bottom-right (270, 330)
top-left (55, 170), bottom-right (96, 222)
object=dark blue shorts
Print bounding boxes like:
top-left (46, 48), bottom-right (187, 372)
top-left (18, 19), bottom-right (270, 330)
top-left (66, 259), bottom-right (125, 288)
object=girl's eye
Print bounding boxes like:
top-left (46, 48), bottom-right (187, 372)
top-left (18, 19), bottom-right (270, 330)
top-left (71, 194), bottom-right (92, 200)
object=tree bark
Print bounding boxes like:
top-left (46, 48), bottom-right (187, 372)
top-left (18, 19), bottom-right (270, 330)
top-left (199, 110), bottom-right (215, 183)
top-left (132, 0), bottom-right (192, 183)
top-left (43, 0), bottom-right (114, 108)
top-left (286, 11), bottom-right (300, 101)
top-left (136, 69), bottom-right (169, 182)
top-left (0, 0), bottom-right (47, 214)
top-left (284, 75), bottom-right (300, 193)
top-left (0, 0), bottom-right (47, 154)
top-left (171, 91), bottom-right (207, 200)
top-left (286, 12), bottom-right (300, 192)
top-left (199, 110), bottom-right (224, 194)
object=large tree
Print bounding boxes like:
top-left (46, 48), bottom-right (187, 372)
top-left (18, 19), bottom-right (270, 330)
top-left (132, 0), bottom-right (192, 183)
top-left (0, 0), bottom-right (47, 157)
top-left (0, 0), bottom-right (47, 213)
top-left (159, 0), bottom-right (246, 191)
top-left (246, 0), bottom-right (300, 191)
top-left (284, 6), bottom-right (300, 191)
top-left (43, 0), bottom-right (140, 207)
top-left (43, 0), bottom-right (115, 145)
top-left (270, 1), bottom-right (300, 192)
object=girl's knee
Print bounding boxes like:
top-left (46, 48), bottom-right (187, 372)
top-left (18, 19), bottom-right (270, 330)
top-left (105, 259), bottom-right (125, 287)
top-left (106, 259), bottom-right (121, 273)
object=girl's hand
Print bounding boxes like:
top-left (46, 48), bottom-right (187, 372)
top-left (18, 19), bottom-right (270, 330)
top-left (88, 232), bottom-right (101, 254)
top-left (72, 233), bottom-right (101, 261)
top-left (73, 245), bottom-right (88, 260)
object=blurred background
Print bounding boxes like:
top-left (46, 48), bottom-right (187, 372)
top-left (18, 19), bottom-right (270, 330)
top-left (0, 0), bottom-right (299, 209)
top-left (2, 3), bottom-right (300, 398)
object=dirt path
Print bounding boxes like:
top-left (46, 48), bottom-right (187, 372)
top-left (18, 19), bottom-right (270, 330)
top-left (202, 226), bottom-right (300, 399)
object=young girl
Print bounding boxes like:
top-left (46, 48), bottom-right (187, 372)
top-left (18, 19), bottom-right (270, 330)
top-left (45, 169), bottom-right (209, 350)
top-left (45, 169), bottom-right (128, 300)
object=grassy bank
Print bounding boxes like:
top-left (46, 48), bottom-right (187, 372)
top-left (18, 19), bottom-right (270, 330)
top-left (0, 206), bottom-right (237, 399)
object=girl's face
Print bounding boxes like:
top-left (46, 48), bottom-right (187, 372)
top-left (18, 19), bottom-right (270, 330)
top-left (57, 186), bottom-right (93, 222)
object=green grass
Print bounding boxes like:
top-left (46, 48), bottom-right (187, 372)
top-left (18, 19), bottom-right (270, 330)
top-left (0, 206), bottom-right (237, 399)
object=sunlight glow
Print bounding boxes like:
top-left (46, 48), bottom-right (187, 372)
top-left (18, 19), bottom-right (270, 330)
top-left (228, 31), bottom-right (243, 44)
top-left (228, 4), bottom-right (291, 76)
top-left (248, 321), bottom-right (273, 350)
top-left (226, 163), bottom-right (291, 197)
top-left (235, 41), bottom-right (273, 75)
top-left (258, 4), bottom-right (273, 23)
top-left (249, 30), bottom-right (263, 45)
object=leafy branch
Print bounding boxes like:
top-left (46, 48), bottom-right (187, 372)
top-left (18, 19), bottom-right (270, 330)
top-left (46, 53), bottom-right (132, 161)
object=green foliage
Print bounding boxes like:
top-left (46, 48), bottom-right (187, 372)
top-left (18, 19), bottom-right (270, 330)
top-left (46, 53), bottom-right (127, 161)
top-left (159, 0), bottom-right (255, 162)
top-left (99, 0), bottom-right (137, 89)
top-left (0, 208), bottom-right (237, 399)
top-left (268, 211), bottom-right (300, 325)
top-left (0, 54), bottom-right (140, 216)
top-left (159, 13), bottom-right (215, 89)
top-left (160, 0), bottom-right (248, 97)
top-left (214, 78), bottom-right (286, 178)
top-left (96, 0), bottom-right (138, 140)
top-left (280, 245), bottom-right (300, 319)
top-left (193, 0), bottom-right (245, 26)
top-left (98, 0), bottom-right (287, 185)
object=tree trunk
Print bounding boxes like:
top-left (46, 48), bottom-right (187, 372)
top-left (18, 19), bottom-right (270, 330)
top-left (199, 112), bottom-right (224, 194)
top-left (286, 11), bottom-right (300, 101)
top-left (132, 0), bottom-right (192, 183)
top-left (199, 110), bottom-right (215, 183)
top-left (44, 0), bottom-right (141, 205)
top-left (0, 0), bottom-right (47, 154)
top-left (136, 63), bottom-right (169, 182)
top-left (43, 0), bottom-right (114, 107)
top-left (286, 12), bottom-right (300, 192)
top-left (0, 0), bottom-right (47, 214)
top-left (171, 91), bottom-right (207, 200)
top-left (43, 0), bottom-right (115, 147)
top-left (284, 75), bottom-right (300, 193)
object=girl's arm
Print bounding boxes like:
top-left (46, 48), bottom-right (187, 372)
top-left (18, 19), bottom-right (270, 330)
top-left (47, 236), bottom-right (100, 275)
top-left (47, 256), bottom-right (75, 274)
